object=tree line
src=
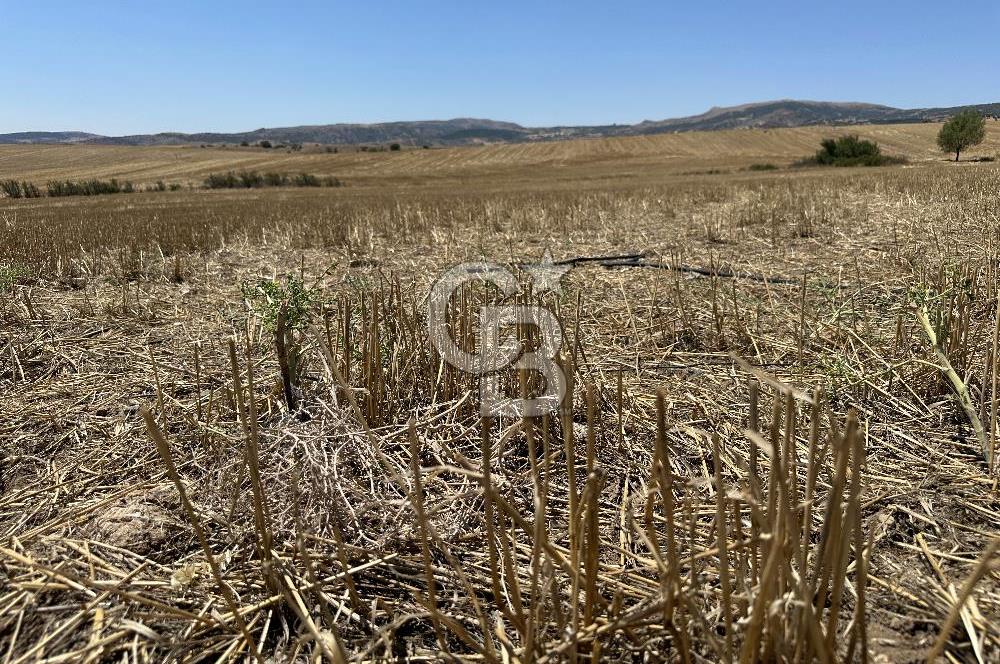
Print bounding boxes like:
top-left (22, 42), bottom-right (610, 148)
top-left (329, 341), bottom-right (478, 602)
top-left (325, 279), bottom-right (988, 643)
top-left (1, 172), bottom-right (344, 199)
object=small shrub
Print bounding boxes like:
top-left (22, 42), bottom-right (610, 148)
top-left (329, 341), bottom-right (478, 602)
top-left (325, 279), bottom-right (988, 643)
top-left (748, 163), bottom-right (779, 171)
top-left (264, 172), bottom-right (289, 187)
top-left (242, 275), bottom-right (314, 331)
top-left (204, 172), bottom-right (239, 189)
top-left (238, 171), bottom-right (264, 188)
top-left (1, 180), bottom-right (41, 198)
top-left (389, 143), bottom-right (401, 151)
top-left (259, 140), bottom-right (272, 149)
top-left (241, 275), bottom-right (315, 410)
top-left (807, 135), bottom-right (905, 167)
top-left (1, 180), bottom-right (23, 198)
top-left (291, 173), bottom-right (321, 187)
top-left (0, 262), bottom-right (31, 292)
top-left (168, 183), bottom-right (183, 191)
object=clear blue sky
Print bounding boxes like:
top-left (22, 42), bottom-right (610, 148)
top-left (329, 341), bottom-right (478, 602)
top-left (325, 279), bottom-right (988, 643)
top-left (3, 1), bottom-right (998, 135)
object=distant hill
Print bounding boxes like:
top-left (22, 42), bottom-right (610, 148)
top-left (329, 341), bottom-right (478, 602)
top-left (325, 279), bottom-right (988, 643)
top-left (623, 100), bottom-right (1000, 135)
top-left (0, 131), bottom-right (102, 144)
top-left (4, 101), bottom-right (999, 147)
top-left (91, 119), bottom-right (529, 147)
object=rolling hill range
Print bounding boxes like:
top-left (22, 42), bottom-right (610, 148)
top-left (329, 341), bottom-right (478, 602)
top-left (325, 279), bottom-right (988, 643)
top-left (2, 100), bottom-right (999, 147)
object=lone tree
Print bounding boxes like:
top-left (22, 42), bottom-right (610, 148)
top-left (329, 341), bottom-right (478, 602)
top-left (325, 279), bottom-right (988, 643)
top-left (937, 110), bottom-right (986, 161)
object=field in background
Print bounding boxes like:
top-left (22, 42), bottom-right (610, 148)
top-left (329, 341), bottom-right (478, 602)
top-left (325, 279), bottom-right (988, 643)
top-left (2, 121), bottom-right (1000, 190)
top-left (2, 125), bottom-right (1000, 662)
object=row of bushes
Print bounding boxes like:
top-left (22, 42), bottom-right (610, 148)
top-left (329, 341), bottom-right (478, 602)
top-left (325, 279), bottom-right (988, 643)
top-left (3, 178), bottom-right (171, 199)
top-left (203, 171), bottom-right (342, 189)
top-left (231, 140), bottom-right (419, 152)
top-left (151, 181), bottom-right (185, 192)
top-left (47, 179), bottom-right (137, 197)
top-left (2, 173), bottom-right (344, 199)
top-left (236, 140), bottom-right (302, 150)
top-left (1, 180), bottom-right (43, 198)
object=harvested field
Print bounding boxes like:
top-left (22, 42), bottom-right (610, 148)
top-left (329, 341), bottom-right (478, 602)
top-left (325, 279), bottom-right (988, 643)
top-left (1, 130), bottom-right (999, 662)
top-left (3, 121), bottom-right (1000, 191)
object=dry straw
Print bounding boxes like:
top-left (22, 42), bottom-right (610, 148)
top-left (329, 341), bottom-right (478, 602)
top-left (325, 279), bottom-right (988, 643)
top-left (2, 160), bottom-right (999, 661)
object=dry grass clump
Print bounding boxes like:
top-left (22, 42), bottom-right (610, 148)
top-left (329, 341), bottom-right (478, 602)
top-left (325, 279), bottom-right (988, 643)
top-left (1, 157), bottom-right (999, 662)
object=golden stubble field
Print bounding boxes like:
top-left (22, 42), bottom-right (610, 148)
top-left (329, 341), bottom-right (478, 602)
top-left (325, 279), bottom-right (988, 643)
top-left (1, 124), bottom-right (999, 662)
top-left (3, 120), bottom-right (1000, 190)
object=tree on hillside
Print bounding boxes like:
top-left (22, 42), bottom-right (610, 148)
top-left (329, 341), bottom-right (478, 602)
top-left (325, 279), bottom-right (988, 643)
top-left (937, 110), bottom-right (986, 161)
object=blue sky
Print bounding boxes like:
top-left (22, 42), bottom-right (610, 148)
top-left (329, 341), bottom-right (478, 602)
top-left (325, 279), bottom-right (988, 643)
top-left (3, 1), bottom-right (998, 134)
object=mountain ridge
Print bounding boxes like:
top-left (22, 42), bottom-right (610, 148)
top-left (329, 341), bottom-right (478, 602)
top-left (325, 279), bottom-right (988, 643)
top-left (3, 100), bottom-right (999, 147)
